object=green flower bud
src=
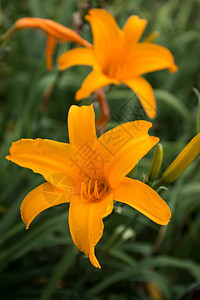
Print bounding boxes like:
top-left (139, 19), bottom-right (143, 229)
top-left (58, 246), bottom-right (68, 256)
top-left (149, 143), bottom-right (163, 182)
top-left (162, 133), bottom-right (200, 183)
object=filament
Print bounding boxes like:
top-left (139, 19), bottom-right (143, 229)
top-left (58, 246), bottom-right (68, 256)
top-left (80, 176), bottom-right (107, 202)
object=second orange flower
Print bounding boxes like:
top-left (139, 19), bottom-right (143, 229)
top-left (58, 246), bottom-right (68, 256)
top-left (2, 9), bottom-right (178, 119)
top-left (58, 9), bottom-right (178, 118)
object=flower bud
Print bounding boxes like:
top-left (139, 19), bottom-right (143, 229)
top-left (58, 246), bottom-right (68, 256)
top-left (162, 133), bottom-right (200, 183)
top-left (149, 143), bottom-right (163, 182)
top-left (144, 31), bottom-right (159, 43)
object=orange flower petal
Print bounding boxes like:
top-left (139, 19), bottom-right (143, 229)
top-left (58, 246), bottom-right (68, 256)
top-left (68, 192), bottom-right (113, 268)
top-left (6, 139), bottom-right (80, 190)
top-left (85, 9), bottom-right (123, 67)
top-left (46, 34), bottom-right (56, 71)
top-left (98, 121), bottom-right (159, 189)
top-left (15, 17), bottom-right (91, 47)
top-left (123, 15), bottom-right (147, 47)
top-left (127, 43), bottom-right (178, 75)
top-left (68, 104), bottom-right (97, 148)
top-left (113, 177), bottom-right (171, 225)
top-left (122, 76), bottom-right (156, 119)
top-left (20, 182), bottom-right (69, 229)
top-left (75, 70), bottom-right (118, 100)
top-left (67, 105), bottom-right (106, 178)
top-left (58, 47), bottom-right (98, 70)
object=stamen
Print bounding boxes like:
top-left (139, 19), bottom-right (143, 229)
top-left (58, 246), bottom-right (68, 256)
top-left (83, 178), bottom-right (88, 198)
top-left (80, 176), bottom-right (107, 202)
top-left (88, 178), bottom-right (91, 198)
top-left (81, 181), bottom-right (84, 201)
top-left (94, 179), bottom-right (99, 198)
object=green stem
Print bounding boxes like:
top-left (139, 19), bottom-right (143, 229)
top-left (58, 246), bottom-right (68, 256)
top-left (193, 88), bottom-right (200, 134)
top-left (151, 178), bottom-right (165, 190)
top-left (0, 25), bottom-right (16, 43)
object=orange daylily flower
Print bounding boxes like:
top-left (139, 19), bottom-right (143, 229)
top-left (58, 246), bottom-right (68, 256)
top-left (6, 105), bottom-right (171, 268)
top-left (58, 9), bottom-right (178, 118)
top-left (1, 17), bottom-right (91, 70)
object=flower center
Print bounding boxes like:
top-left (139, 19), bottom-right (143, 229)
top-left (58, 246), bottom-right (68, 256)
top-left (103, 60), bottom-right (126, 80)
top-left (81, 176), bottom-right (108, 202)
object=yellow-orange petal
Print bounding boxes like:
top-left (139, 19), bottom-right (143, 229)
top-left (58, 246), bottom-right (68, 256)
top-left (15, 17), bottom-right (91, 47)
top-left (85, 9), bottom-right (123, 67)
top-left (46, 34), bottom-right (56, 71)
top-left (68, 192), bottom-right (113, 268)
top-left (113, 177), bottom-right (171, 225)
top-left (58, 47), bottom-right (98, 71)
top-left (122, 76), bottom-right (156, 119)
top-left (75, 70), bottom-right (118, 101)
top-left (6, 138), bottom-right (80, 190)
top-left (20, 182), bottom-right (69, 229)
top-left (123, 15), bottom-right (147, 47)
top-left (68, 105), bottom-right (107, 179)
top-left (68, 104), bottom-right (97, 149)
top-left (127, 43), bottom-right (178, 75)
top-left (98, 121), bottom-right (159, 189)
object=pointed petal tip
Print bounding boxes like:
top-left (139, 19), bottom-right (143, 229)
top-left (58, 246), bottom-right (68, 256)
top-left (89, 249), bottom-right (101, 269)
top-left (150, 136), bottom-right (160, 145)
top-left (160, 210), bottom-right (171, 226)
top-left (21, 208), bottom-right (31, 229)
top-left (75, 90), bottom-right (83, 101)
top-left (113, 178), bottom-right (171, 227)
top-left (156, 202), bottom-right (171, 226)
top-left (57, 55), bottom-right (66, 70)
top-left (123, 77), bottom-right (157, 120)
top-left (148, 109), bottom-right (157, 119)
top-left (129, 120), bottom-right (154, 133)
top-left (85, 14), bottom-right (91, 23)
top-left (75, 90), bottom-right (94, 101)
top-left (169, 64), bottom-right (178, 73)
top-left (20, 205), bottom-right (32, 229)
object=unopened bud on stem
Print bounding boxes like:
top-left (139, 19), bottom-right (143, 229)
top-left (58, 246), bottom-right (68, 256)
top-left (162, 133), bottom-right (200, 183)
top-left (149, 143), bottom-right (163, 182)
top-left (143, 31), bottom-right (159, 43)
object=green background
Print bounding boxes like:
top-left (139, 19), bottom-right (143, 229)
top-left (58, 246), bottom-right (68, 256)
top-left (0, 0), bottom-right (200, 299)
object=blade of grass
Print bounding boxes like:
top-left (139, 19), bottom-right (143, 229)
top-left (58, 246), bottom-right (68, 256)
top-left (41, 246), bottom-right (78, 300)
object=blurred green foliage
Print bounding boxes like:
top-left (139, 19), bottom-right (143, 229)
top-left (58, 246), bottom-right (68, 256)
top-left (0, 0), bottom-right (200, 299)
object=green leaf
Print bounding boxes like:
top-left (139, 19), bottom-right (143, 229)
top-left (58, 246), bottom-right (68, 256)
top-left (154, 89), bottom-right (192, 124)
top-left (41, 246), bottom-right (78, 300)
